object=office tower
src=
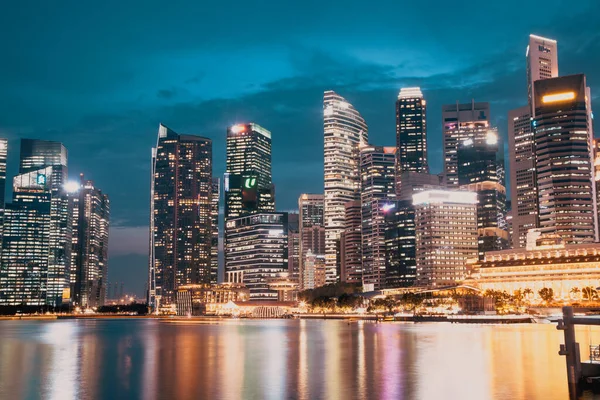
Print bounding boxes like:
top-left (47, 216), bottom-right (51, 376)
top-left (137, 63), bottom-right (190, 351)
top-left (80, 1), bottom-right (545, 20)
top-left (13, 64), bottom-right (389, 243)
top-left (224, 212), bottom-right (288, 300)
top-left (70, 174), bottom-right (110, 307)
top-left (210, 177), bottom-right (220, 284)
top-left (595, 140), bottom-right (600, 230)
top-left (149, 124), bottom-right (213, 309)
top-left (17, 139), bottom-right (71, 307)
top-left (396, 171), bottom-right (444, 200)
top-left (414, 190), bottom-right (478, 287)
top-left (442, 101), bottom-right (490, 186)
top-left (384, 200), bottom-right (416, 288)
top-left (224, 123), bottom-right (274, 219)
top-left (323, 90), bottom-right (368, 283)
top-left (527, 35), bottom-right (558, 110)
top-left (457, 130), bottom-right (509, 258)
top-left (287, 212), bottom-right (300, 281)
top-left (509, 34), bottom-right (559, 248)
top-left (340, 200), bottom-right (362, 284)
top-left (0, 139), bottom-right (7, 258)
top-left (396, 87), bottom-right (428, 176)
top-left (302, 250), bottom-right (326, 290)
top-left (533, 74), bottom-right (597, 244)
top-left (360, 145), bottom-right (396, 290)
top-left (298, 194), bottom-right (325, 289)
top-left (0, 169), bottom-right (52, 306)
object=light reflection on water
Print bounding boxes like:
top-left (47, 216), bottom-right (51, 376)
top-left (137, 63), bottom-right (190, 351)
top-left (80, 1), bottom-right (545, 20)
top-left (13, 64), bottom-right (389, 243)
top-left (1, 319), bottom-right (599, 399)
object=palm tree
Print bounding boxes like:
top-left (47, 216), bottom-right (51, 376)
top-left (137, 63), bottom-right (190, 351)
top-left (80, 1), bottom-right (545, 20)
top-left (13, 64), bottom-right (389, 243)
top-left (570, 287), bottom-right (581, 301)
top-left (582, 287), bottom-right (597, 302)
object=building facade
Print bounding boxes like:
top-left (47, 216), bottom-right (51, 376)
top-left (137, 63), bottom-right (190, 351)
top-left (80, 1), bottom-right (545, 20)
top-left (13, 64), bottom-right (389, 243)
top-left (70, 175), bottom-right (110, 308)
top-left (149, 124), bottom-right (213, 309)
top-left (442, 101), bottom-right (490, 186)
top-left (211, 177), bottom-right (220, 284)
top-left (340, 200), bottom-right (362, 285)
top-left (298, 194), bottom-right (325, 289)
top-left (396, 87), bottom-right (428, 176)
top-left (533, 74), bottom-right (597, 244)
top-left (414, 190), bottom-right (478, 287)
top-left (527, 34), bottom-right (559, 111)
top-left (323, 91), bottom-right (368, 283)
top-left (225, 212), bottom-right (288, 300)
top-left (287, 212), bottom-right (300, 282)
top-left (384, 200), bottom-right (416, 288)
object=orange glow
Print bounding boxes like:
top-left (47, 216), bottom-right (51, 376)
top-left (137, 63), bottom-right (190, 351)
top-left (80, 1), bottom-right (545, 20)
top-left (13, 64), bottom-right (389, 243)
top-left (230, 124), bottom-right (246, 133)
top-left (542, 91), bottom-right (575, 104)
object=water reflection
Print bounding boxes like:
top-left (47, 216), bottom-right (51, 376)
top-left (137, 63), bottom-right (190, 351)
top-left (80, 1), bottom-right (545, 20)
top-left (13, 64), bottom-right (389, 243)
top-left (1, 319), bottom-right (599, 399)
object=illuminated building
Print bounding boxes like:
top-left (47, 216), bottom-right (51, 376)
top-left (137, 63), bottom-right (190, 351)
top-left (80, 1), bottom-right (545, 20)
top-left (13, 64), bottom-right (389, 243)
top-left (396, 171), bottom-right (444, 200)
top-left (457, 131), bottom-right (509, 258)
top-left (509, 34), bottom-right (559, 249)
top-left (0, 169), bottom-right (52, 306)
top-left (340, 200), bottom-right (361, 284)
top-left (70, 174), bottom-right (110, 307)
top-left (384, 200), bottom-right (416, 288)
top-left (176, 283), bottom-right (250, 316)
top-left (0, 138), bottom-right (7, 258)
top-left (149, 124), bottom-right (213, 309)
top-left (13, 139), bottom-right (71, 307)
top-left (360, 145), bottom-right (396, 290)
top-left (396, 87), bottom-right (428, 175)
top-left (468, 241), bottom-right (600, 301)
top-left (298, 194), bottom-right (325, 289)
top-left (211, 177), bottom-right (220, 284)
top-left (414, 190), bottom-right (478, 287)
top-left (533, 74), bottom-right (597, 244)
top-left (442, 101), bottom-right (490, 186)
top-left (287, 212), bottom-right (300, 282)
top-left (267, 272), bottom-right (298, 301)
top-left (224, 212), bottom-right (288, 300)
top-left (594, 140), bottom-right (600, 229)
top-left (323, 90), bottom-right (368, 283)
top-left (527, 34), bottom-right (558, 110)
top-left (303, 250), bottom-right (326, 290)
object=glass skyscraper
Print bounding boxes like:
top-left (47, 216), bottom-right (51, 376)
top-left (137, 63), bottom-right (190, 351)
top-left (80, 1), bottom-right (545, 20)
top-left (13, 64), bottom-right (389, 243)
top-left (396, 87), bottom-right (428, 176)
top-left (149, 124), bottom-right (213, 310)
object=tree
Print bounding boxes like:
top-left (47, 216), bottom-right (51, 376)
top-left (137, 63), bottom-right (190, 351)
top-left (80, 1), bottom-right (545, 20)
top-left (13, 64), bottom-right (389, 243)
top-left (570, 287), bottom-right (581, 301)
top-left (582, 287), bottom-right (597, 302)
top-left (337, 293), bottom-right (363, 312)
top-left (538, 288), bottom-right (554, 304)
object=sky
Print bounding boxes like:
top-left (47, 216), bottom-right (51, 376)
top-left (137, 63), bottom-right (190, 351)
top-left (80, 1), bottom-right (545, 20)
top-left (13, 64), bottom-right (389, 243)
top-left (1, 0), bottom-right (599, 297)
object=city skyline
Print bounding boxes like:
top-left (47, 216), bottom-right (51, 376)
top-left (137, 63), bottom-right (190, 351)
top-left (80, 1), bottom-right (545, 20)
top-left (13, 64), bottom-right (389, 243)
top-left (2, 1), bottom-right (600, 296)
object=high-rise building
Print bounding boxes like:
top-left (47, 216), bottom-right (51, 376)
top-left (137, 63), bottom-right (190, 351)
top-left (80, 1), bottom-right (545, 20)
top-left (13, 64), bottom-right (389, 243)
top-left (396, 171), bottom-right (444, 200)
top-left (224, 212), bottom-right (288, 300)
top-left (70, 174), bottom-right (110, 307)
top-left (18, 139), bottom-right (70, 307)
top-left (340, 200), bottom-right (362, 285)
top-left (0, 169), bottom-right (52, 306)
top-left (509, 34), bottom-right (559, 249)
top-left (323, 90), bottom-right (368, 283)
top-left (396, 87), bottom-right (428, 176)
top-left (442, 101), bottom-right (490, 186)
top-left (457, 131), bottom-right (509, 258)
top-left (211, 177), bottom-right (220, 284)
top-left (298, 194), bottom-right (325, 289)
top-left (384, 200), bottom-right (416, 288)
top-left (414, 190), bottom-right (478, 287)
top-left (302, 250), bottom-right (326, 290)
top-left (0, 139), bottom-right (8, 257)
top-left (508, 106), bottom-right (537, 248)
top-left (149, 124), bottom-right (213, 309)
top-left (360, 145), bottom-right (396, 290)
top-left (287, 212), bottom-right (300, 282)
top-left (533, 74), bottom-right (597, 244)
top-left (527, 35), bottom-right (558, 110)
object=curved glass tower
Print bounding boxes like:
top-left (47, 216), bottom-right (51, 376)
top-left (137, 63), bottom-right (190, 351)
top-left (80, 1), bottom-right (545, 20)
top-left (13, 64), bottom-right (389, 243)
top-left (323, 91), bottom-right (368, 283)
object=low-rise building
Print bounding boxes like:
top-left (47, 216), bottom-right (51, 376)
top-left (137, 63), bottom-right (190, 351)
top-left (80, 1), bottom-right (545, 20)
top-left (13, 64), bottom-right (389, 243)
top-left (176, 283), bottom-right (250, 316)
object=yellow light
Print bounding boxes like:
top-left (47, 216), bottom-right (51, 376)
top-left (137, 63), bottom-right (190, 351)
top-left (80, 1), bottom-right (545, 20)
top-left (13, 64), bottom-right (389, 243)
top-left (542, 91), bottom-right (575, 104)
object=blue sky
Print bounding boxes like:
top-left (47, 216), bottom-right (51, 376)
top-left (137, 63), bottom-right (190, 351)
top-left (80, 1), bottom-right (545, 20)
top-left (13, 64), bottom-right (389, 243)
top-left (1, 0), bottom-right (599, 296)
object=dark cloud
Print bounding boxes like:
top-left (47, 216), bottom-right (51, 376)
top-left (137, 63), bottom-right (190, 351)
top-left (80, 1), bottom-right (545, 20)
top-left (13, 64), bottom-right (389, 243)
top-left (0, 0), bottom-right (599, 296)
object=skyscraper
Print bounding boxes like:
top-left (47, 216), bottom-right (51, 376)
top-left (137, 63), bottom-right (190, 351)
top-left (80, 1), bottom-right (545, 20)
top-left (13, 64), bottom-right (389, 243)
top-left (396, 87), bottom-right (428, 176)
top-left (442, 101), bottom-right (490, 186)
top-left (414, 190), bottom-right (478, 287)
top-left (149, 124), bottom-right (213, 309)
top-left (211, 177), bottom-right (220, 284)
top-left (298, 194), bottom-right (325, 289)
top-left (340, 200), bottom-right (362, 285)
top-left (509, 34), bottom-right (559, 248)
top-left (533, 74), bottom-right (597, 244)
top-left (0, 139), bottom-right (8, 258)
top-left (225, 212), bottom-right (288, 300)
top-left (360, 145), bottom-right (396, 290)
top-left (384, 200), bottom-right (416, 288)
top-left (0, 169), bottom-right (52, 306)
top-left (457, 131), bottom-right (509, 258)
top-left (287, 212), bottom-right (300, 282)
top-left (323, 90), bottom-right (368, 283)
top-left (19, 139), bottom-right (70, 307)
top-left (226, 123), bottom-right (272, 189)
top-left (70, 174), bottom-right (110, 307)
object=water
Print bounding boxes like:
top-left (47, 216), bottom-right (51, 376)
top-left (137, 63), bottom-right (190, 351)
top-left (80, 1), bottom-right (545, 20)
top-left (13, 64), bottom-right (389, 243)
top-left (0, 319), bottom-right (598, 400)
